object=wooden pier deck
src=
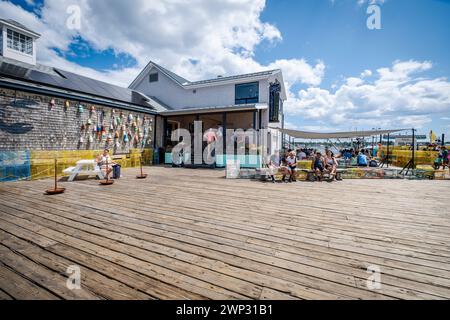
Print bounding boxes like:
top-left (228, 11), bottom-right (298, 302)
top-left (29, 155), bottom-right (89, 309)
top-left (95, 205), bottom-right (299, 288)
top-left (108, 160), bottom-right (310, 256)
top-left (0, 166), bottom-right (449, 300)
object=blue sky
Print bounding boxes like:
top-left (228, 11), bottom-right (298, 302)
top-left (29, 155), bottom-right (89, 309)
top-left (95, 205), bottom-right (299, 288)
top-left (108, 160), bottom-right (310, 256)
top-left (2, 0), bottom-right (450, 137)
top-left (260, 0), bottom-right (450, 88)
top-left (258, 0), bottom-right (450, 135)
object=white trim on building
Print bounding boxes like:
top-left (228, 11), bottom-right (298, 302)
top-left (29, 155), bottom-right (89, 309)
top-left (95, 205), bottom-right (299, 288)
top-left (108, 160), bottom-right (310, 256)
top-left (0, 19), bottom-right (40, 66)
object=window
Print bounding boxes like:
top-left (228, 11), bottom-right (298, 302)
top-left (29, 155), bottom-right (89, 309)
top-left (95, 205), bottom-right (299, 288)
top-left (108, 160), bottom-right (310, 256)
top-left (269, 82), bottom-right (281, 122)
top-left (149, 73), bottom-right (159, 83)
top-left (235, 82), bottom-right (259, 105)
top-left (6, 29), bottom-right (33, 55)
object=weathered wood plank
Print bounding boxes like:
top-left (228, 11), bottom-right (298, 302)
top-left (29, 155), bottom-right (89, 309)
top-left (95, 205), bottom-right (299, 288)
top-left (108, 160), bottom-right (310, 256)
top-left (0, 213), bottom-right (253, 300)
top-left (0, 244), bottom-right (100, 300)
top-left (0, 232), bottom-right (153, 300)
top-left (1, 166), bottom-right (449, 300)
top-left (0, 265), bottom-right (58, 300)
top-left (0, 289), bottom-right (13, 300)
top-left (2, 196), bottom-right (446, 299)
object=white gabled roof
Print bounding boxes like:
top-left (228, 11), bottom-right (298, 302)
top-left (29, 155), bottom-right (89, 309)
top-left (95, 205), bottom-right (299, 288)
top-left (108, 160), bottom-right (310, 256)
top-left (0, 18), bottom-right (41, 38)
top-left (129, 60), bottom-right (286, 99)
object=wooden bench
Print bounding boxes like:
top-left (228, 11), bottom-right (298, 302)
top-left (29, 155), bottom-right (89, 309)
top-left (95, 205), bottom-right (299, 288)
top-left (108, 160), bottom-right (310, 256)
top-left (300, 169), bottom-right (344, 182)
top-left (258, 166), bottom-right (345, 182)
top-left (111, 152), bottom-right (129, 161)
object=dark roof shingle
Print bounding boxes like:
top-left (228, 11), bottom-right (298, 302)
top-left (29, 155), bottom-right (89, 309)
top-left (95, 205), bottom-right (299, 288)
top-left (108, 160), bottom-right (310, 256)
top-left (0, 56), bottom-right (159, 110)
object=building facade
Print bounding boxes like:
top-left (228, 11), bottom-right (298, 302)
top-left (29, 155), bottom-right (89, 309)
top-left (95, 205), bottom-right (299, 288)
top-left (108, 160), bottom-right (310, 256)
top-left (129, 61), bottom-right (287, 166)
top-left (0, 19), bottom-right (287, 180)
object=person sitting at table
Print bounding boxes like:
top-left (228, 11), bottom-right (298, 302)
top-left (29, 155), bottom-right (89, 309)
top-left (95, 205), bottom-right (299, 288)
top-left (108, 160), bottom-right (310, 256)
top-left (357, 150), bottom-right (370, 167)
top-left (442, 147), bottom-right (449, 169)
top-left (342, 149), bottom-right (353, 166)
top-left (297, 148), bottom-right (307, 160)
top-left (434, 154), bottom-right (443, 170)
top-left (312, 152), bottom-right (326, 181)
top-left (325, 150), bottom-right (338, 181)
top-left (96, 148), bottom-right (116, 176)
top-left (286, 151), bottom-right (298, 182)
top-left (279, 159), bottom-right (292, 183)
top-left (267, 150), bottom-right (280, 183)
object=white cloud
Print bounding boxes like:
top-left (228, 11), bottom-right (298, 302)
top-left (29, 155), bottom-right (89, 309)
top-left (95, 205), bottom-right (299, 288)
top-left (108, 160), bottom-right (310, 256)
top-left (2, 1), bottom-right (446, 133)
top-left (268, 59), bottom-right (325, 87)
top-left (285, 60), bottom-right (450, 130)
top-left (1, 0), bottom-right (324, 89)
top-left (360, 69), bottom-right (372, 78)
top-left (376, 60), bottom-right (432, 83)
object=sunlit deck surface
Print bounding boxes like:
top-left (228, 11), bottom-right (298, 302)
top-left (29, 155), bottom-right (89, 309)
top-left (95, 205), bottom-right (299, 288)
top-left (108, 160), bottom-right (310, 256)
top-left (1, 166), bottom-right (449, 300)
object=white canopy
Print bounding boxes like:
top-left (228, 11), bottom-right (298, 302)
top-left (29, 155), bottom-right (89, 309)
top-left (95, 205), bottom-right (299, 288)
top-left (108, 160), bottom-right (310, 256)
top-left (280, 128), bottom-right (407, 140)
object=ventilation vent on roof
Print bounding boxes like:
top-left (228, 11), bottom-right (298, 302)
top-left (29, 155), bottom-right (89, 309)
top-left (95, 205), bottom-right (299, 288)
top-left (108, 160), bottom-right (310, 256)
top-left (53, 68), bottom-right (67, 79)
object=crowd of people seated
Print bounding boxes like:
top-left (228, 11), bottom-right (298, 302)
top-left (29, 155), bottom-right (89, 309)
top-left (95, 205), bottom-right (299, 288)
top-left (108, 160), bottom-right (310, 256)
top-left (309, 150), bottom-right (340, 182)
top-left (266, 146), bottom-right (380, 183)
top-left (339, 148), bottom-right (378, 167)
top-left (266, 148), bottom-right (341, 183)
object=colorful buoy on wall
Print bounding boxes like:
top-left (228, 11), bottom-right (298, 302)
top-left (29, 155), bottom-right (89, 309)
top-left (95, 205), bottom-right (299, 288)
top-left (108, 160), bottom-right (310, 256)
top-left (49, 98), bottom-right (56, 109)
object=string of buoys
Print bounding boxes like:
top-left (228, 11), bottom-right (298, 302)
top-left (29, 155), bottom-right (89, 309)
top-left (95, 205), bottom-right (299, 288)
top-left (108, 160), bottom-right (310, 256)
top-left (43, 97), bottom-right (151, 193)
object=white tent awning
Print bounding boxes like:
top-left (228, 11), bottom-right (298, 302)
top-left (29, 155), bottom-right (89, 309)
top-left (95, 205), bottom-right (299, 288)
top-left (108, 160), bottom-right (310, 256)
top-left (280, 128), bottom-right (408, 140)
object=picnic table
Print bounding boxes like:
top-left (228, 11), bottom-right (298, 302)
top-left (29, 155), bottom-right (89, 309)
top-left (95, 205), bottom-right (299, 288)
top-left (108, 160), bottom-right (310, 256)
top-left (63, 160), bottom-right (105, 182)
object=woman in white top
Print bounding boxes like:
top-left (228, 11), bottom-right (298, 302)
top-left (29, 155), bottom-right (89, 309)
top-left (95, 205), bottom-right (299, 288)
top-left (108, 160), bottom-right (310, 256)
top-left (286, 151), bottom-right (297, 182)
top-left (96, 149), bottom-right (116, 175)
top-left (266, 151), bottom-right (281, 183)
top-left (324, 150), bottom-right (338, 180)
